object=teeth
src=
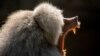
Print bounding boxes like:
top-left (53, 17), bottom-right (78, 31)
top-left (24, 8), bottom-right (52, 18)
top-left (72, 29), bottom-right (76, 34)
top-left (77, 22), bottom-right (81, 28)
top-left (63, 49), bottom-right (66, 56)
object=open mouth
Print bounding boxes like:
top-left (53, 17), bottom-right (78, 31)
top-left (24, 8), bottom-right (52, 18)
top-left (58, 16), bottom-right (81, 56)
top-left (71, 21), bottom-right (81, 34)
top-left (63, 22), bottom-right (80, 56)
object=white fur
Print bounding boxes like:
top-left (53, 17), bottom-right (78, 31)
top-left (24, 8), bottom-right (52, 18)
top-left (0, 3), bottom-right (64, 52)
top-left (33, 3), bottom-right (64, 45)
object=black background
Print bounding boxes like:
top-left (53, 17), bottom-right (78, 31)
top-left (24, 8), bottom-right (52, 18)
top-left (0, 0), bottom-right (99, 56)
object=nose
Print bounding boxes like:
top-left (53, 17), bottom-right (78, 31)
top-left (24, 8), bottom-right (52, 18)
top-left (74, 16), bottom-right (81, 29)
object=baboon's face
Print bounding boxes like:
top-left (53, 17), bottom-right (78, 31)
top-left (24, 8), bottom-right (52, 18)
top-left (63, 16), bottom-right (81, 34)
top-left (57, 16), bottom-right (80, 55)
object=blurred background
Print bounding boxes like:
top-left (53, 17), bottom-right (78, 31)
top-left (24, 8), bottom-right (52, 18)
top-left (0, 0), bottom-right (99, 56)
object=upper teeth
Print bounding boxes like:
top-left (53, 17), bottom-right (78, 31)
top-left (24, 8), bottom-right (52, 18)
top-left (72, 29), bottom-right (76, 34)
top-left (72, 22), bottom-right (80, 34)
top-left (77, 22), bottom-right (81, 28)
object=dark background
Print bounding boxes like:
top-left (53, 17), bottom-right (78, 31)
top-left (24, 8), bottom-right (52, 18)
top-left (0, 0), bottom-right (99, 56)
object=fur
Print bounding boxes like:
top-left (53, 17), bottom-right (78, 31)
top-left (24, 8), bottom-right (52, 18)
top-left (0, 3), bottom-right (64, 56)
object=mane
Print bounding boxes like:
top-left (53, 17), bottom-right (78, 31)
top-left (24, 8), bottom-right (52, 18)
top-left (0, 2), bottom-right (63, 56)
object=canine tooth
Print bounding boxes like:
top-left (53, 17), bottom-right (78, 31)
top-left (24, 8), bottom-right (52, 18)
top-left (72, 29), bottom-right (76, 34)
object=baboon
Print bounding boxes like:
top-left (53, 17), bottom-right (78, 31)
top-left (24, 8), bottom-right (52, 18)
top-left (0, 2), bottom-right (80, 56)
